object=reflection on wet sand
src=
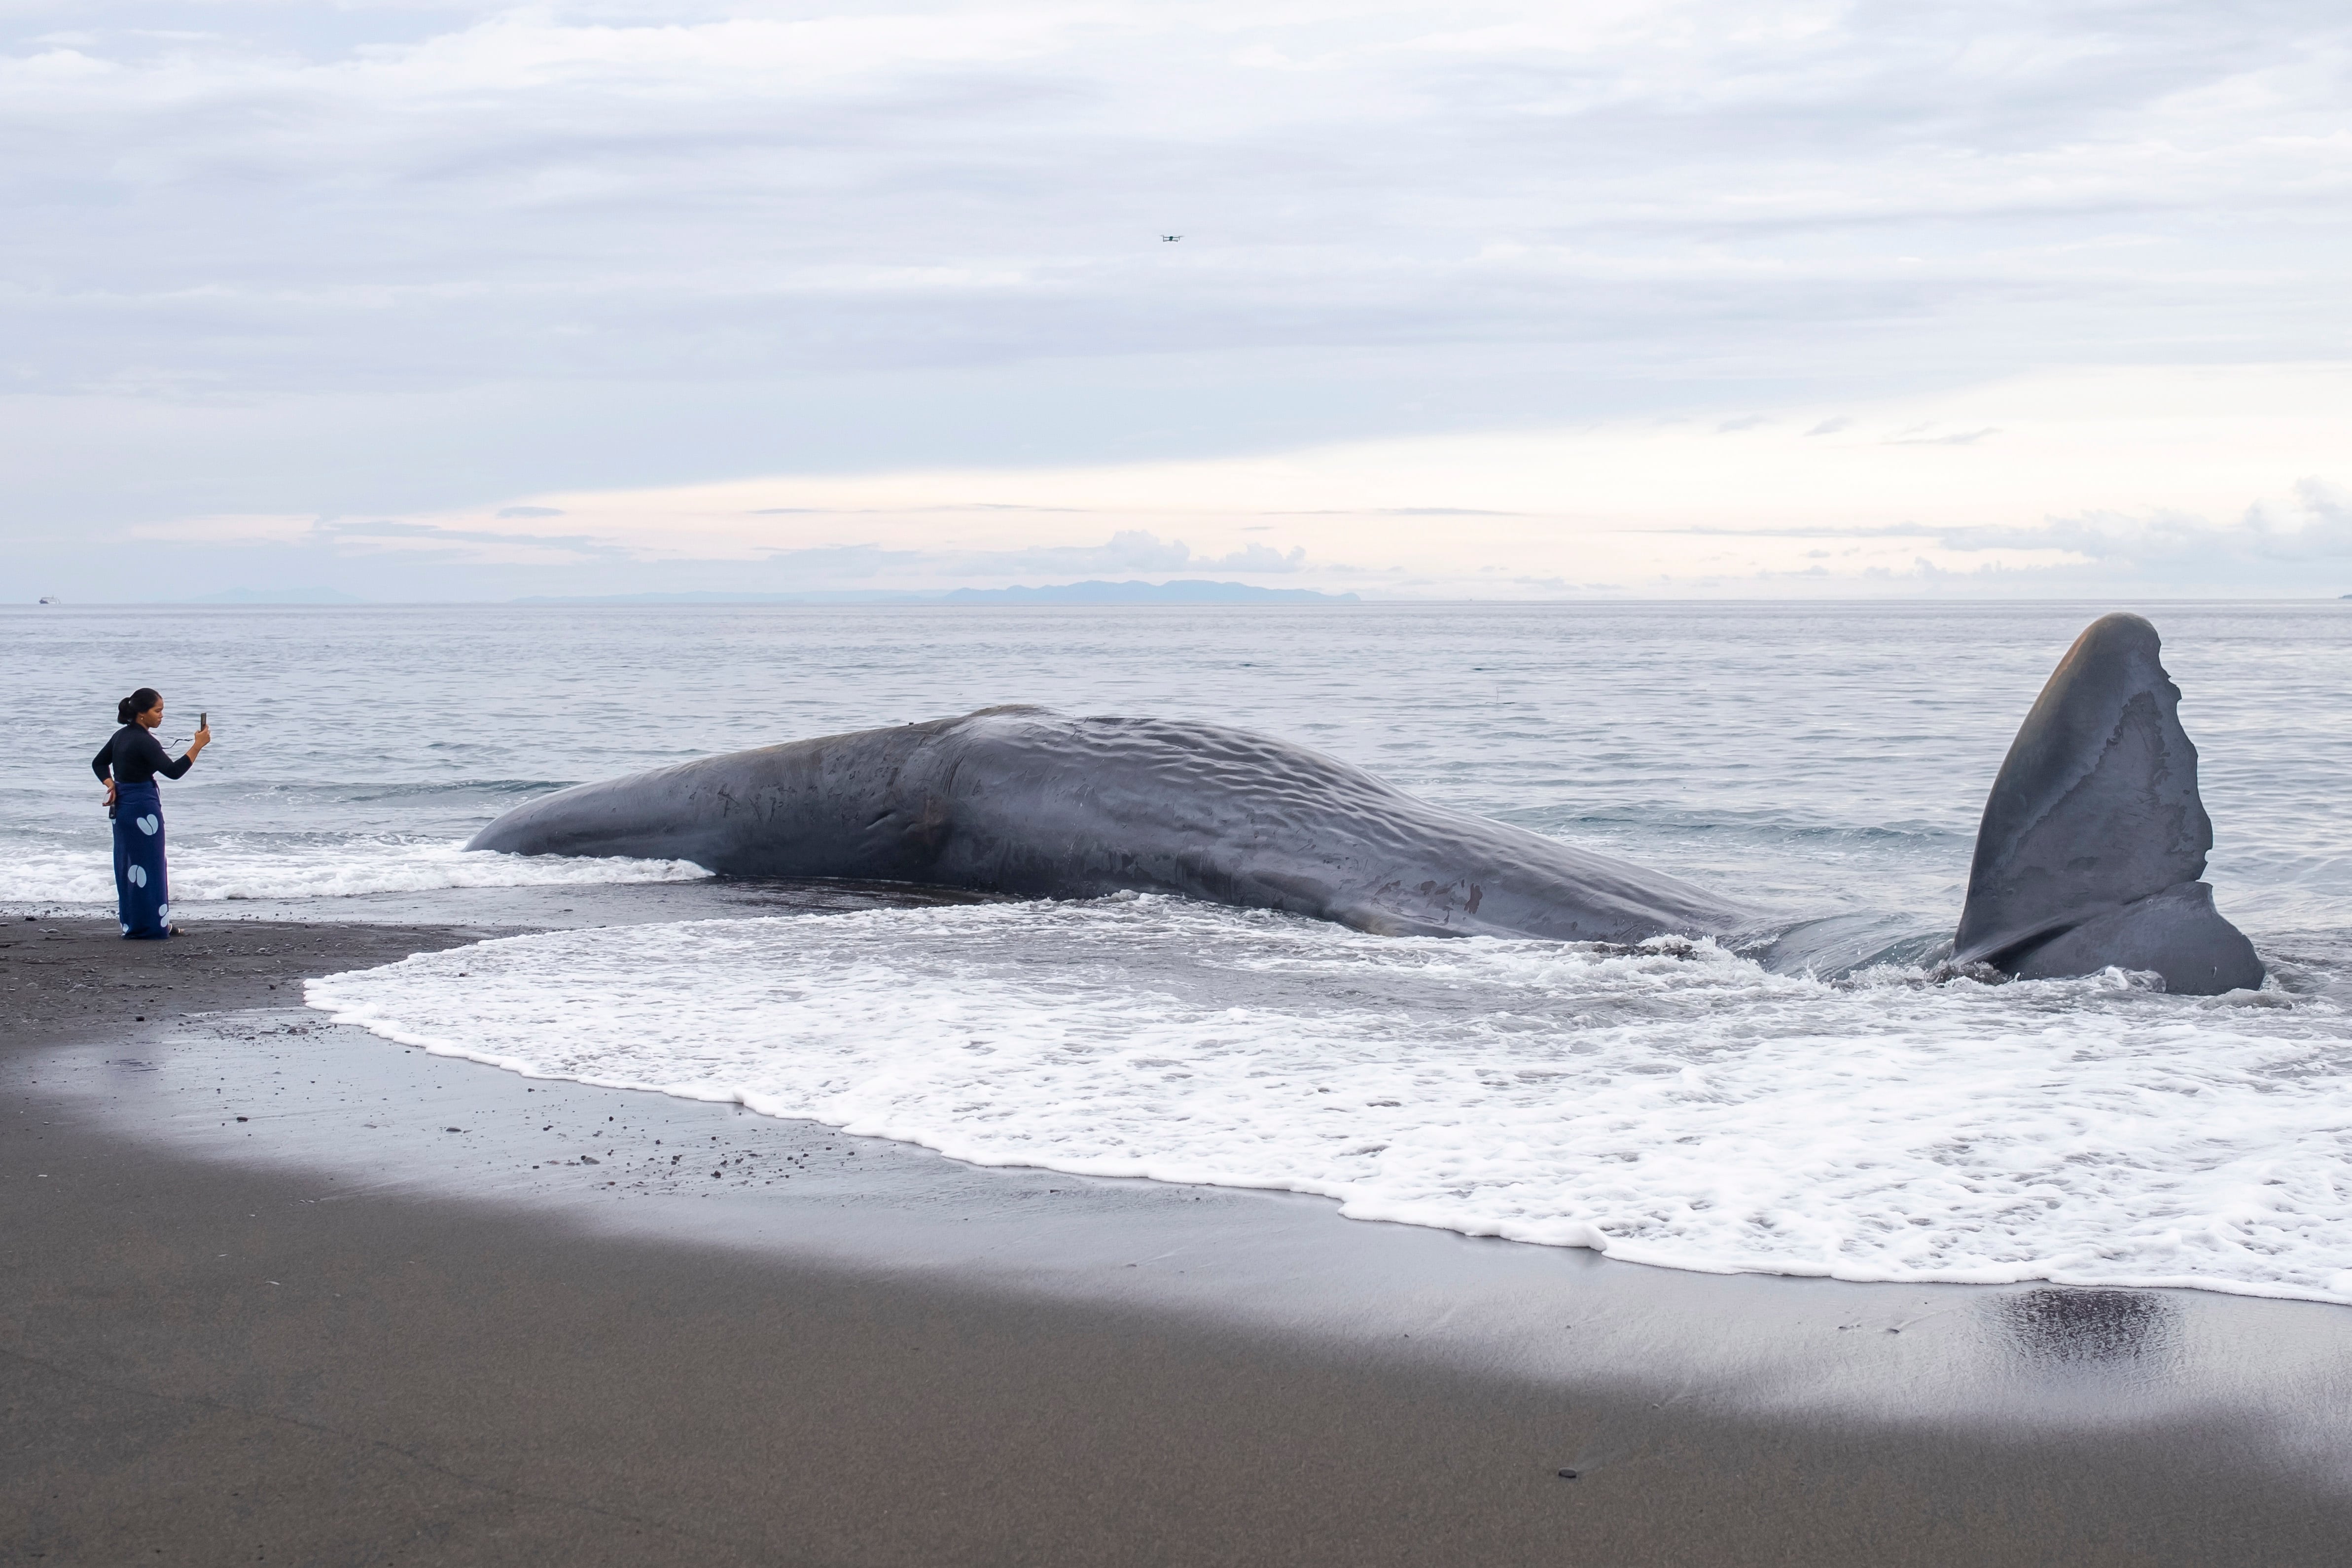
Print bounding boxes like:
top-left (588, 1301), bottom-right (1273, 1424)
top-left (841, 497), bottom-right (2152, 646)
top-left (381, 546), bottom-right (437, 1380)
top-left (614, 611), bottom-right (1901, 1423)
top-left (1994, 1287), bottom-right (2178, 1365)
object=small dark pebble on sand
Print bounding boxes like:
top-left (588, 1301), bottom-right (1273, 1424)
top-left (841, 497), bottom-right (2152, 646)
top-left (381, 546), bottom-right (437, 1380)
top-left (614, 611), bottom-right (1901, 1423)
top-left (1557, 1469), bottom-right (1578, 1480)
top-left (236, 1116), bottom-right (248, 1122)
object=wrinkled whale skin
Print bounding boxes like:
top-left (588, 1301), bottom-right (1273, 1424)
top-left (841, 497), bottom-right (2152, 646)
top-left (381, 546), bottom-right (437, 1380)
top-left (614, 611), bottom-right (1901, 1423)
top-left (468, 706), bottom-right (1748, 944)
top-left (1954, 612), bottom-right (2263, 995)
top-left (471, 615), bottom-right (2264, 994)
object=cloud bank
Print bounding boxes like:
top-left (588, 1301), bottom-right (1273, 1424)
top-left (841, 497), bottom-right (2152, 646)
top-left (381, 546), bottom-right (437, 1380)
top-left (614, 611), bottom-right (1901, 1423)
top-left (85, 364), bottom-right (2350, 598)
top-left (4, 2), bottom-right (2348, 597)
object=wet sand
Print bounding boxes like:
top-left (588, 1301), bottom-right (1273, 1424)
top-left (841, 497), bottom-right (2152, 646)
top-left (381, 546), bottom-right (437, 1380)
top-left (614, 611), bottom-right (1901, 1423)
top-left (8, 915), bottom-right (2352, 1566)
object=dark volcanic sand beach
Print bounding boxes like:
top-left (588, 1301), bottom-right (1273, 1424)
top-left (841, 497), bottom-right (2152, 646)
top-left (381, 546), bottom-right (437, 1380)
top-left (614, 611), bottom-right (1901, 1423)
top-left (8, 916), bottom-right (2352, 1566)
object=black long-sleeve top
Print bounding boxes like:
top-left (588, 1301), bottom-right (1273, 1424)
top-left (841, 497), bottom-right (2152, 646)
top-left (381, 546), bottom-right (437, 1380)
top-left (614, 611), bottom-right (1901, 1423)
top-left (93, 723), bottom-right (194, 785)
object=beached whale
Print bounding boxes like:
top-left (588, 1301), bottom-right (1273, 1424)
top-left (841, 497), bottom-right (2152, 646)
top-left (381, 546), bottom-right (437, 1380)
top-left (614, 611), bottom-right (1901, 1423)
top-left (1947, 613), bottom-right (2261, 992)
top-left (469, 612), bottom-right (2262, 994)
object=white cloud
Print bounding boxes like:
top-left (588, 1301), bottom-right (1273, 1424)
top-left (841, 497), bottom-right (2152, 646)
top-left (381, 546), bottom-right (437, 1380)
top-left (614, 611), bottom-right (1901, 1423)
top-left (10, 2), bottom-right (2349, 389)
top-left (136, 361), bottom-right (2349, 595)
top-left (125, 511), bottom-right (319, 544)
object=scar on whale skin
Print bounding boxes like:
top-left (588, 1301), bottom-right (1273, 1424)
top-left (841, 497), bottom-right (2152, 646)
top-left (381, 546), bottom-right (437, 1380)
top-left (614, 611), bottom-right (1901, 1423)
top-left (468, 613), bottom-right (2262, 996)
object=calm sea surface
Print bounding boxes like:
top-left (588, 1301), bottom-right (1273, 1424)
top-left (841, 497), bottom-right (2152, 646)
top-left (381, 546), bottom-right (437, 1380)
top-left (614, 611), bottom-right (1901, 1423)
top-left (13, 602), bottom-right (2352, 1300)
top-left (11, 601), bottom-right (2346, 929)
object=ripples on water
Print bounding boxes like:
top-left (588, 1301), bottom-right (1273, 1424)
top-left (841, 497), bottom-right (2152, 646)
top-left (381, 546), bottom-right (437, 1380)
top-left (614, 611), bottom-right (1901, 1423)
top-left (14, 602), bottom-right (2352, 1296)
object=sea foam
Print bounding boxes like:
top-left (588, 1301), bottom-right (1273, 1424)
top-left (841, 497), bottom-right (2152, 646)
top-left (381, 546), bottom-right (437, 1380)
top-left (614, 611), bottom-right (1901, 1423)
top-left (307, 896), bottom-right (2352, 1303)
top-left (0, 837), bottom-right (709, 905)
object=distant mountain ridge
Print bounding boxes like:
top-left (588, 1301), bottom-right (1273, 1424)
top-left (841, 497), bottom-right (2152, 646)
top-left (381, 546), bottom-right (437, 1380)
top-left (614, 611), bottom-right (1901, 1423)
top-left (939, 580), bottom-right (1356, 604)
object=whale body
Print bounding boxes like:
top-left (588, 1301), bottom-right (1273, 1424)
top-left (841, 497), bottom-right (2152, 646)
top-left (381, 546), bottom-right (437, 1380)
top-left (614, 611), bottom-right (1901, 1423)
top-left (469, 613), bottom-right (2263, 994)
top-left (472, 704), bottom-right (1749, 944)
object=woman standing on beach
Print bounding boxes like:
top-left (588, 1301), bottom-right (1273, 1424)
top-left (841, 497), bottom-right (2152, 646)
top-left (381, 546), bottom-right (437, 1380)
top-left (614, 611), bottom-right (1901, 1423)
top-left (92, 689), bottom-right (211, 940)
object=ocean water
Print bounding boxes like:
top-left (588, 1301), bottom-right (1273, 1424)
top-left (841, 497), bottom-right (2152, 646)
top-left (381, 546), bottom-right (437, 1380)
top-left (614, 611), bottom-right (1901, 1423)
top-left (14, 602), bottom-right (2352, 1298)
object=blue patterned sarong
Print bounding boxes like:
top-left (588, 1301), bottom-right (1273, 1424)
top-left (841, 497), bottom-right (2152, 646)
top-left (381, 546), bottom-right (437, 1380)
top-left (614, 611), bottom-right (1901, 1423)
top-left (112, 780), bottom-right (171, 939)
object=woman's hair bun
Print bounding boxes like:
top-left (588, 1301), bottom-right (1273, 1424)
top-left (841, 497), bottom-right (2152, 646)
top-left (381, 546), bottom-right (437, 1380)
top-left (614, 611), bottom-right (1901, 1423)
top-left (118, 687), bottom-right (162, 725)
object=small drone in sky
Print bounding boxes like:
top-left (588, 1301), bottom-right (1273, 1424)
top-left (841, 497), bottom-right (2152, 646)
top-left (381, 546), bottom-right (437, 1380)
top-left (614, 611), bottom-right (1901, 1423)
top-left (1161, 234), bottom-right (1182, 242)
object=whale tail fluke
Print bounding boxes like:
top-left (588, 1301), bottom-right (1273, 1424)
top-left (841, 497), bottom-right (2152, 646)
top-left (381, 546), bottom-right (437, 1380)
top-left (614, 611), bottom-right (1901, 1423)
top-left (1953, 612), bottom-right (2262, 995)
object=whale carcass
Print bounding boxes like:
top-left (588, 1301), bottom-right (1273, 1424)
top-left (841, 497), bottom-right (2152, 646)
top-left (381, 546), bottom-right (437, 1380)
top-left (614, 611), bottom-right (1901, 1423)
top-left (468, 613), bottom-right (2263, 995)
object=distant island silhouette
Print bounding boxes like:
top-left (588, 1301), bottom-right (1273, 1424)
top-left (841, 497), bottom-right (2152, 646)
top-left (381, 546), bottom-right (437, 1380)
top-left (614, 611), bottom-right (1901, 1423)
top-left (941, 580), bottom-right (1356, 605)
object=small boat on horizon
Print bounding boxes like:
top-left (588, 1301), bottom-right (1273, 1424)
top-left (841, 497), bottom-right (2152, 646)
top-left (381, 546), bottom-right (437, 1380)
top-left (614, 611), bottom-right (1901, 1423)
top-left (37, 595), bottom-right (61, 605)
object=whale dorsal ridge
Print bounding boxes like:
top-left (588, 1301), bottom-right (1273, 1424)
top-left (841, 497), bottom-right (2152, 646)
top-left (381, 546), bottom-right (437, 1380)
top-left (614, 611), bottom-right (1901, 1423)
top-left (1954, 612), bottom-right (2214, 966)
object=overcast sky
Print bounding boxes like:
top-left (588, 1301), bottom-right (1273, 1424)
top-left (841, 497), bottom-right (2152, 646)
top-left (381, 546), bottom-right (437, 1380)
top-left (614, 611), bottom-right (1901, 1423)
top-left (5, 0), bottom-right (2348, 600)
